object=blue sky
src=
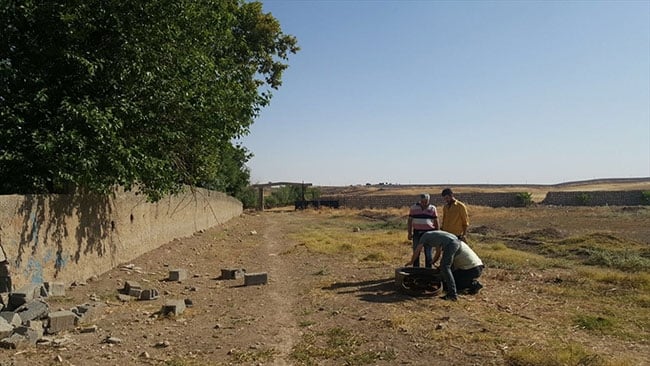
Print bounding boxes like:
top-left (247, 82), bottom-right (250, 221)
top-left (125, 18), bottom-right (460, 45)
top-left (240, 0), bottom-right (650, 186)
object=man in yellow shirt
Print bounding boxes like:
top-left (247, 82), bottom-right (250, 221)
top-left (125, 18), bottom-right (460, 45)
top-left (440, 188), bottom-right (469, 242)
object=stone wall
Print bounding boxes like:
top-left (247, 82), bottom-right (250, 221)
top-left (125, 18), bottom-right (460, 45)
top-left (0, 187), bottom-right (242, 288)
top-left (542, 190), bottom-right (648, 206)
top-left (323, 192), bottom-right (525, 209)
top-left (322, 190), bottom-right (649, 209)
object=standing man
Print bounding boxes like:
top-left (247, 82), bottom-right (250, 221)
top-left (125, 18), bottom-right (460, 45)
top-left (405, 230), bottom-right (484, 301)
top-left (440, 188), bottom-right (469, 242)
top-left (407, 193), bottom-right (439, 268)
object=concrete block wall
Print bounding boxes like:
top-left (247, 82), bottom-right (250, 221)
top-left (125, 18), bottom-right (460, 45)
top-left (322, 190), bottom-right (649, 209)
top-left (0, 187), bottom-right (242, 288)
top-left (542, 190), bottom-right (648, 206)
top-left (324, 192), bottom-right (525, 209)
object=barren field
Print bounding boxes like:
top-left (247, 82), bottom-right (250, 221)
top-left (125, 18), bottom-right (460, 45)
top-left (1, 182), bottom-right (649, 366)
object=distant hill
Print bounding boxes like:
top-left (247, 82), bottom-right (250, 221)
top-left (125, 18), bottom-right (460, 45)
top-left (318, 177), bottom-right (650, 198)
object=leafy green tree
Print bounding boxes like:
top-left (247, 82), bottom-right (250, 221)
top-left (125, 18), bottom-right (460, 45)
top-left (0, 0), bottom-right (298, 201)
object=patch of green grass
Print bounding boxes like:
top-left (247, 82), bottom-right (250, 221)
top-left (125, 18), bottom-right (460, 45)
top-left (164, 358), bottom-right (215, 366)
top-left (229, 347), bottom-right (279, 363)
top-left (361, 251), bottom-right (389, 262)
top-left (299, 320), bottom-right (316, 327)
top-left (505, 340), bottom-right (618, 366)
top-left (477, 241), bottom-right (559, 270)
top-left (358, 220), bottom-right (404, 231)
top-left (290, 327), bottom-right (396, 365)
top-left (289, 224), bottom-right (402, 264)
top-left (574, 314), bottom-right (615, 332)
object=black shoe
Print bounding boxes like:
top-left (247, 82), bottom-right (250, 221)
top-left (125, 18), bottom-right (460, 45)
top-left (440, 293), bottom-right (458, 301)
top-left (468, 281), bottom-right (483, 295)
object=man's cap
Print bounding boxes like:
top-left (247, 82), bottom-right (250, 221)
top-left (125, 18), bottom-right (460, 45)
top-left (441, 188), bottom-right (453, 196)
top-left (419, 193), bottom-right (430, 200)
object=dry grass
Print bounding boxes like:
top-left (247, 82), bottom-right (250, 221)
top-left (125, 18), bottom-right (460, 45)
top-left (287, 201), bottom-right (650, 366)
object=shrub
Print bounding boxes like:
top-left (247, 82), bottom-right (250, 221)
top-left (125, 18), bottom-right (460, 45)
top-left (641, 191), bottom-right (650, 204)
top-left (577, 193), bottom-right (591, 205)
top-left (515, 192), bottom-right (533, 207)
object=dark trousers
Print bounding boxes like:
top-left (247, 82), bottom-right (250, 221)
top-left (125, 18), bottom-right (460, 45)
top-left (412, 231), bottom-right (433, 268)
top-left (452, 265), bottom-right (484, 292)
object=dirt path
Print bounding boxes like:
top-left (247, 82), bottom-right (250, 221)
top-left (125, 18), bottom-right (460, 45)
top-left (253, 213), bottom-right (302, 364)
top-left (0, 211), bottom-right (317, 365)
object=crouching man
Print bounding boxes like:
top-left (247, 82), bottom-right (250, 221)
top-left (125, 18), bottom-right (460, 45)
top-left (406, 230), bottom-right (484, 301)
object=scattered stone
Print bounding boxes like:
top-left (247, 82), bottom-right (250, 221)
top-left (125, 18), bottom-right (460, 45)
top-left (128, 288), bottom-right (143, 298)
top-left (14, 323), bottom-right (42, 344)
top-left (221, 268), bottom-right (245, 280)
top-left (244, 272), bottom-right (268, 286)
top-left (0, 311), bottom-right (21, 327)
top-left (72, 302), bottom-right (105, 324)
top-left (250, 230), bottom-right (257, 235)
top-left (44, 282), bottom-right (66, 297)
top-left (139, 289), bottom-right (159, 301)
top-left (0, 320), bottom-right (13, 339)
top-left (9, 284), bottom-right (41, 309)
top-left (0, 333), bottom-right (28, 349)
top-left (161, 300), bottom-right (186, 316)
top-left (54, 354), bottom-right (64, 363)
top-left (123, 281), bottom-right (142, 293)
top-left (16, 299), bottom-right (49, 324)
top-left (139, 351), bottom-right (150, 358)
top-left (117, 294), bottom-right (133, 302)
top-left (79, 325), bottom-right (98, 333)
top-left (154, 340), bottom-right (170, 348)
top-left (184, 299), bottom-right (193, 308)
top-left (47, 310), bottom-right (78, 334)
top-left (104, 336), bottom-right (123, 344)
top-left (0, 293), bottom-right (8, 309)
top-left (169, 269), bottom-right (188, 282)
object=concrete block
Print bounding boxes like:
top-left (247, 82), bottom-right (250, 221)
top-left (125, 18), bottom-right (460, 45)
top-left (139, 289), bottom-right (159, 300)
top-left (0, 319), bottom-right (13, 339)
top-left (161, 299), bottom-right (186, 316)
top-left (47, 310), bottom-right (78, 334)
top-left (221, 268), bottom-right (245, 279)
top-left (169, 269), bottom-right (188, 282)
top-left (0, 293), bottom-right (8, 309)
top-left (128, 288), bottom-right (143, 298)
top-left (0, 333), bottom-right (28, 349)
top-left (16, 299), bottom-right (49, 324)
top-left (9, 284), bottom-right (40, 308)
top-left (71, 302), bottom-right (105, 324)
top-left (124, 281), bottom-right (141, 293)
top-left (244, 272), bottom-right (268, 286)
top-left (14, 322), bottom-right (42, 344)
top-left (0, 311), bottom-right (21, 327)
top-left (44, 282), bottom-right (66, 297)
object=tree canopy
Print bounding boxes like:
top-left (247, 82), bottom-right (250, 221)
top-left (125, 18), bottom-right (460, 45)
top-left (0, 0), bottom-right (298, 201)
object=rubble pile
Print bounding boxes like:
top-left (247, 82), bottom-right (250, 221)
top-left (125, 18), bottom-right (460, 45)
top-left (0, 282), bottom-right (104, 349)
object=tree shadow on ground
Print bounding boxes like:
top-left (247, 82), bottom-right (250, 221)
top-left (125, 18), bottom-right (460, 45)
top-left (14, 191), bottom-right (114, 282)
top-left (321, 277), bottom-right (417, 304)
